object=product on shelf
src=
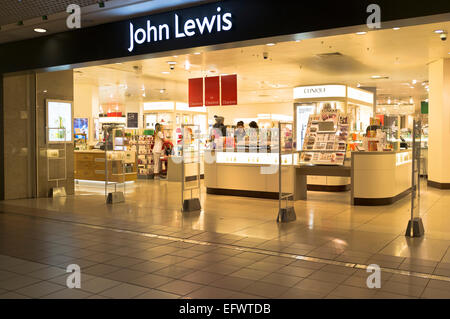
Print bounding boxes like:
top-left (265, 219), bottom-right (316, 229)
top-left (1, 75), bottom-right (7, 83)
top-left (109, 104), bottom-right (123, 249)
top-left (300, 111), bottom-right (348, 166)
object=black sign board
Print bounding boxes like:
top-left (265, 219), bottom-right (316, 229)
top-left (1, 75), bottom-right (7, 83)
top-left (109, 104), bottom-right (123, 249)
top-left (127, 113), bottom-right (139, 128)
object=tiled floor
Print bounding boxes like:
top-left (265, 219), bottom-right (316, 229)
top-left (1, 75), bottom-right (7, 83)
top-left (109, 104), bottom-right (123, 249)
top-left (0, 178), bottom-right (450, 298)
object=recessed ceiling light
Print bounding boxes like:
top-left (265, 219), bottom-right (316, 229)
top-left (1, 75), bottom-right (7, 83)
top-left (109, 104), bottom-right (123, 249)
top-left (295, 40), bottom-right (301, 42)
top-left (356, 31), bottom-right (367, 35)
top-left (266, 43), bottom-right (276, 46)
top-left (393, 27), bottom-right (400, 30)
top-left (193, 52), bottom-right (201, 55)
top-left (34, 28), bottom-right (47, 33)
top-left (161, 71), bottom-right (170, 74)
top-left (412, 79), bottom-right (417, 84)
top-left (357, 83), bottom-right (361, 87)
top-left (160, 89), bottom-right (165, 94)
top-left (167, 61), bottom-right (177, 65)
top-left (434, 29), bottom-right (445, 34)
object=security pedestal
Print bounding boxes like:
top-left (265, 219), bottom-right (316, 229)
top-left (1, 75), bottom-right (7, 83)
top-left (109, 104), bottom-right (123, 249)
top-left (405, 217), bottom-right (425, 237)
top-left (277, 122), bottom-right (297, 223)
top-left (107, 191), bottom-right (125, 204)
top-left (49, 186), bottom-right (66, 198)
top-left (183, 198), bottom-right (201, 212)
top-left (405, 119), bottom-right (425, 238)
top-left (277, 207), bottom-right (296, 223)
top-left (181, 124), bottom-right (202, 213)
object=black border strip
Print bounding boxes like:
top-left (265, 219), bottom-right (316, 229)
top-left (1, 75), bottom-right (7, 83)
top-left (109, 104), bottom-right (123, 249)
top-left (354, 188), bottom-right (412, 206)
top-left (307, 184), bottom-right (350, 192)
top-left (207, 187), bottom-right (279, 199)
top-left (428, 180), bottom-right (450, 190)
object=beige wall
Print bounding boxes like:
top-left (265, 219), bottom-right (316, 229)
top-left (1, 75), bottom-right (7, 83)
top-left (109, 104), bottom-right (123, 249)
top-left (428, 58), bottom-right (450, 185)
top-left (74, 83), bottom-right (99, 143)
top-left (207, 102), bottom-right (293, 126)
top-left (3, 73), bottom-right (36, 200)
top-left (36, 70), bottom-right (75, 197)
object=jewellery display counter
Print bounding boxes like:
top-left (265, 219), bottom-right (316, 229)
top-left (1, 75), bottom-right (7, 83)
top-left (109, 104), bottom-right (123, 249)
top-left (205, 151), bottom-right (298, 199)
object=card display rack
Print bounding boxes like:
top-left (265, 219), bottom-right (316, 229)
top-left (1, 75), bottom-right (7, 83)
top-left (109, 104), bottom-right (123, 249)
top-left (300, 111), bottom-right (349, 166)
top-left (130, 134), bottom-right (155, 179)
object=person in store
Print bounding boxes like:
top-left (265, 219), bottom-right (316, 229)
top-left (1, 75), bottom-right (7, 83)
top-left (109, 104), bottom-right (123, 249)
top-left (153, 123), bottom-right (169, 180)
top-left (249, 121), bottom-right (259, 129)
top-left (234, 121), bottom-right (246, 151)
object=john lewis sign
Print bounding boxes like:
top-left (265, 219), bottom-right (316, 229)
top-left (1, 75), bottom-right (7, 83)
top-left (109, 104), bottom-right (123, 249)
top-left (128, 6), bottom-right (232, 52)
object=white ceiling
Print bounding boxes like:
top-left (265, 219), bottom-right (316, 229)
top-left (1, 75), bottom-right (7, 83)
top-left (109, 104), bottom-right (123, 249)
top-left (0, 0), bottom-right (211, 44)
top-left (74, 20), bottom-right (450, 107)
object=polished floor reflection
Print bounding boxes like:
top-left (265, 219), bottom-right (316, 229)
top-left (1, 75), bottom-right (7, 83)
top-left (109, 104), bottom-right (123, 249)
top-left (1, 178), bottom-right (450, 299)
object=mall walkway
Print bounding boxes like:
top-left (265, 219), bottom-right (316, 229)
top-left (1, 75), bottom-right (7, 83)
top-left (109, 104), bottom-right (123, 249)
top-left (1, 179), bottom-right (450, 299)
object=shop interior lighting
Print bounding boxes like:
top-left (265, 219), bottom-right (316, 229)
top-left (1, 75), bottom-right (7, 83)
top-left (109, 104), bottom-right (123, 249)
top-left (393, 27), bottom-right (400, 30)
top-left (161, 71), bottom-right (170, 74)
top-left (434, 29), bottom-right (445, 34)
top-left (193, 52), bottom-right (201, 55)
top-left (34, 28), bottom-right (47, 33)
top-left (266, 43), bottom-right (276, 46)
top-left (412, 79), bottom-right (417, 85)
top-left (356, 31), bottom-right (367, 35)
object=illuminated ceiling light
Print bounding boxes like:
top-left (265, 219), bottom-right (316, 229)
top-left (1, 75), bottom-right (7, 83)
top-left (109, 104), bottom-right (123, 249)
top-left (356, 83), bottom-right (361, 87)
top-left (412, 79), bottom-right (417, 85)
top-left (184, 61), bottom-right (191, 70)
top-left (409, 97), bottom-right (414, 104)
top-left (371, 75), bottom-right (384, 79)
top-left (173, 55), bottom-right (178, 58)
top-left (388, 97), bottom-right (391, 104)
top-left (295, 40), bottom-right (301, 42)
top-left (167, 61), bottom-right (177, 65)
top-left (160, 89), bottom-right (165, 94)
top-left (34, 28), bottom-right (47, 33)
top-left (161, 71), bottom-right (170, 74)
top-left (266, 43), bottom-right (276, 46)
top-left (434, 29), bottom-right (445, 34)
top-left (393, 27), bottom-right (400, 30)
top-left (356, 31), bottom-right (367, 35)
top-left (193, 52), bottom-right (201, 55)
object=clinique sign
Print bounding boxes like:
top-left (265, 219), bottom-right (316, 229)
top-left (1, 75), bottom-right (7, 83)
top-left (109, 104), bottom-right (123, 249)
top-left (128, 7), bottom-right (232, 52)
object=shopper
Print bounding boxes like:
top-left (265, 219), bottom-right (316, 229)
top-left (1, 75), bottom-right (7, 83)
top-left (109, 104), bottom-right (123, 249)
top-left (153, 123), bottom-right (167, 180)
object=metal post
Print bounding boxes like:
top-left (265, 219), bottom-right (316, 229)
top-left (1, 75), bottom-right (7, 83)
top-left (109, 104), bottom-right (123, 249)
top-left (277, 122), bottom-right (296, 223)
top-left (406, 119), bottom-right (424, 237)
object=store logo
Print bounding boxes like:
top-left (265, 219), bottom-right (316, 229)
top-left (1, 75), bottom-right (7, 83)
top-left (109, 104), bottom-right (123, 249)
top-left (304, 88), bottom-right (325, 94)
top-left (128, 7), bottom-right (233, 52)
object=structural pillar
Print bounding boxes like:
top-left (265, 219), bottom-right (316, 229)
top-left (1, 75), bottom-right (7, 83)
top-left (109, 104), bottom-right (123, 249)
top-left (428, 58), bottom-right (450, 189)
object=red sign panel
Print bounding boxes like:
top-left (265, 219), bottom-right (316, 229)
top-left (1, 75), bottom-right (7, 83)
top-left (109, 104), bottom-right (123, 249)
top-left (221, 74), bottom-right (237, 105)
top-left (205, 76), bottom-right (220, 106)
top-left (188, 78), bottom-right (203, 107)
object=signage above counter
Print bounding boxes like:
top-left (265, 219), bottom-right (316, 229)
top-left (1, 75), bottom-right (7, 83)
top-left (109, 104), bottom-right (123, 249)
top-left (294, 84), bottom-right (374, 106)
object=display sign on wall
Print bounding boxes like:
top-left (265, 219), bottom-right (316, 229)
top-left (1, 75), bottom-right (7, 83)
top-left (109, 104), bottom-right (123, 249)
top-left (205, 76), bottom-right (220, 106)
top-left (189, 78), bottom-right (204, 107)
top-left (294, 85), bottom-right (347, 100)
top-left (221, 74), bottom-right (238, 105)
top-left (46, 100), bottom-right (72, 143)
top-left (74, 118), bottom-right (89, 139)
top-left (127, 112), bottom-right (139, 128)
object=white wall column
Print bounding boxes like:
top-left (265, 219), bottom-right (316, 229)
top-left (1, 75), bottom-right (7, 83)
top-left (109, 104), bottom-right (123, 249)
top-left (428, 58), bottom-right (450, 188)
